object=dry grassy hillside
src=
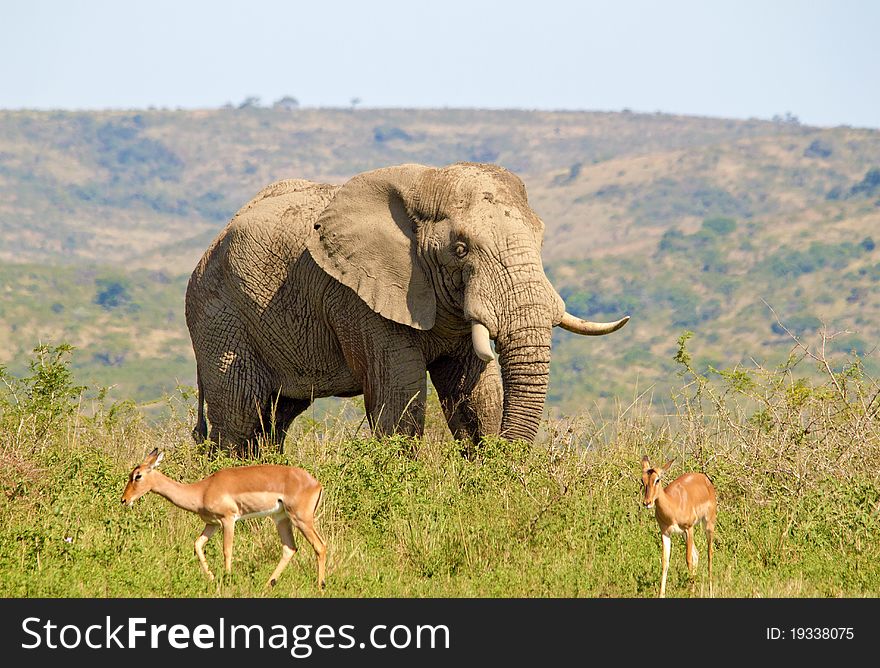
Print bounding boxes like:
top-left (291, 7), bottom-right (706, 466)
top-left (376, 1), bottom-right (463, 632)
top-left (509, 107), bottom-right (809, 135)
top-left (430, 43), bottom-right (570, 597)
top-left (1, 108), bottom-right (844, 267)
top-left (1, 108), bottom-right (878, 414)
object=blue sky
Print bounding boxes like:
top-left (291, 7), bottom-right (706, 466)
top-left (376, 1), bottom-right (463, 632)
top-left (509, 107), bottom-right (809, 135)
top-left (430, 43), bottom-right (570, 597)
top-left (2, 0), bottom-right (878, 128)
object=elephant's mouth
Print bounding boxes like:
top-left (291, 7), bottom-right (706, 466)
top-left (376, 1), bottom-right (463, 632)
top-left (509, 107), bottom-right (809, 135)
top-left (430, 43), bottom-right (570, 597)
top-left (470, 312), bottom-right (629, 363)
top-left (468, 287), bottom-right (629, 443)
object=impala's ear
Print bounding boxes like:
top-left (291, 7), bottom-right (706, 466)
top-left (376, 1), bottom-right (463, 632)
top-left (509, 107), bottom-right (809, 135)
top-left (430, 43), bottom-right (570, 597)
top-left (143, 448), bottom-right (163, 470)
top-left (661, 459), bottom-right (675, 474)
top-left (641, 456), bottom-right (651, 473)
top-left (307, 164), bottom-right (436, 330)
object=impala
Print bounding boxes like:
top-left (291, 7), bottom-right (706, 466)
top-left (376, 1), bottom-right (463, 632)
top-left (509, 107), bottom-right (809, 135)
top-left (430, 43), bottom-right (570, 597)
top-left (641, 456), bottom-right (717, 598)
top-left (121, 448), bottom-right (326, 591)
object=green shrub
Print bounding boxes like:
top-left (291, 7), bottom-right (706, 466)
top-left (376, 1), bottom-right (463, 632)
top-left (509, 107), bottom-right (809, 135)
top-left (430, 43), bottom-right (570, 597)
top-left (701, 217), bottom-right (736, 235)
top-left (0, 343), bottom-right (85, 442)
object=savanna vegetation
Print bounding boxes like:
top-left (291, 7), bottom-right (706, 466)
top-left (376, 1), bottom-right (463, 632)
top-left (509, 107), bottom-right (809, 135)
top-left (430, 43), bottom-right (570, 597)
top-left (2, 107), bottom-right (879, 597)
top-left (2, 332), bottom-right (878, 598)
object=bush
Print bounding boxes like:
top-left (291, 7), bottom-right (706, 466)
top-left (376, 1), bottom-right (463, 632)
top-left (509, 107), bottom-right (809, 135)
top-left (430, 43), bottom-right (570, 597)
top-left (632, 180), bottom-right (751, 226)
top-left (656, 224), bottom-right (731, 273)
top-left (273, 96), bottom-right (299, 111)
top-left (94, 278), bottom-right (132, 310)
top-left (95, 119), bottom-right (183, 183)
top-left (373, 126), bottom-right (413, 143)
top-left (0, 344), bottom-right (85, 443)
top-left (851, 168), bottom-right (880, 197)
top-left (557, 287), bottom-right (638, 319)
top-left (803, 139), bottom-right (832, 158)
top-left (658, 228), bottom-right (687, 252)
top-left (701, 217), bottom-right (736, 236)
top-left (771, 314), bottom-right (821, 336)
top-left (827, 168), bottom-right (880, 200)
top-left (765, 241), bottom-right (866, 279)
top-left (552, 162), bottom-right (582, 186)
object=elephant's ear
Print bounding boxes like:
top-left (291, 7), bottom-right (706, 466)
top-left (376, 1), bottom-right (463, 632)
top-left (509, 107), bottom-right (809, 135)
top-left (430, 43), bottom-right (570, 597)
top-left (307, 164), bottom-right (436, 330)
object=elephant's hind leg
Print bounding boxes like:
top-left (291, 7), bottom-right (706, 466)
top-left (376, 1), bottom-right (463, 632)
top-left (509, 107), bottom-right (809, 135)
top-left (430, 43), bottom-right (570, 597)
top-left (203, 349), bottom-right (276, 457)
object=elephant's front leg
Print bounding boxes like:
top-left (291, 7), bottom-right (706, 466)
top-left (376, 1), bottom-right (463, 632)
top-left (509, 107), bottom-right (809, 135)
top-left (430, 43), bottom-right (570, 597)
top-left (363, 346), bottom-right (428, 437)
top-left (428, 350), bottom-right (503, 448)
top-left (333, 315), bottom-right (428, 437)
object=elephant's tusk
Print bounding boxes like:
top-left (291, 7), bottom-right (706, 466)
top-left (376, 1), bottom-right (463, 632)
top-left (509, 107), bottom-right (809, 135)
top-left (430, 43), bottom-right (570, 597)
top-left (471, 322), bottom-right (495, 362)
top-left (557, 312), bottom-right (630, 336)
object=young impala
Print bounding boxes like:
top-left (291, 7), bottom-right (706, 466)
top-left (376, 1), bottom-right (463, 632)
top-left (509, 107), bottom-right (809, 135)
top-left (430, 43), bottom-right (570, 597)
top-left (121, 448), bottom-right (326, 592)
top-left (641, 456), bottom-right (716, 598)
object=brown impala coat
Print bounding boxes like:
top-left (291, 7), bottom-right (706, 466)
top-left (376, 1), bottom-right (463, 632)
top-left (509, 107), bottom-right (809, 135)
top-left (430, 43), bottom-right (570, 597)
top-left (122, 449), bottom-right (326, 591)
top-left (641, 456), bottom-right (717, 598)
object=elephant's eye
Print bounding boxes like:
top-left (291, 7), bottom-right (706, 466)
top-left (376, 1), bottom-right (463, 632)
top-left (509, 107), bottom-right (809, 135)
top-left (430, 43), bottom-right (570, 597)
top-left (453, 241), bottom-right (469, 258)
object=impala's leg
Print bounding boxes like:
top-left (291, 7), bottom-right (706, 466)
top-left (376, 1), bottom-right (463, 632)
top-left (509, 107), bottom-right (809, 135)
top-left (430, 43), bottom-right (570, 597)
top-left (288, 490), bottom-right (327, 590)
top-left (291, 518), bottom-right (326, 590)
top-left (266, 516), bottom-right (297, 589)
top-left (706, 515), bottom-right (716, 597)
top-left (686, 526), bottom-right (698, 575)
top-left (195, 524), bottom-right (218, 581)
top-left (660, 533), bottom-right (671, 598)
top-left (221, 518), bottom-right (235, 574)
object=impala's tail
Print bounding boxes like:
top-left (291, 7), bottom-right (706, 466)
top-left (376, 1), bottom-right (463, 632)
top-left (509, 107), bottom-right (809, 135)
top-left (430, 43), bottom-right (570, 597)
top-left (313, 484), bottom-right (324, 517)
top-left (192, 366), bottom-right (208, 444)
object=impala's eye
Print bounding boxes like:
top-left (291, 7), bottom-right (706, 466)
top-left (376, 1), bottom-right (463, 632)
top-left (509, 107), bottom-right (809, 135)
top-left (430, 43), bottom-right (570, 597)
top-left (134, 473), bottom-right (142, 481)
top-left (453, 241), bottom-right (469, 258)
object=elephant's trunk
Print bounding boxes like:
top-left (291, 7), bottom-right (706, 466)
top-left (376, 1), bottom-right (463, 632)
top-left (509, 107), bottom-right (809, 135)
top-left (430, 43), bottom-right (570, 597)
top-left (487, 268), bottom-right (554, 441)
top-left (469, 277), bottom-right (629, 441)
top-left (495, 326), bottom-right (552, 443)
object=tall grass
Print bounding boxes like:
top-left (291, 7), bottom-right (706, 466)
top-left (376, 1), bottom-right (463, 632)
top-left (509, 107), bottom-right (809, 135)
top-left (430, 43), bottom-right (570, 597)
top-left (1, 333), bottom-right (879, 598)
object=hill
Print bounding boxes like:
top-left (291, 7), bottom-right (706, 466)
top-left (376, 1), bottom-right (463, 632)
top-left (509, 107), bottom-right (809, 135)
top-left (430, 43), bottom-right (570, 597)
top-left (1, 107), bottom-right (879, 416)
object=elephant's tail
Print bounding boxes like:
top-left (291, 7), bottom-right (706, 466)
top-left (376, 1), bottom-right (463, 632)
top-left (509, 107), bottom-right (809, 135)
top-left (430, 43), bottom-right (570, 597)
top-left (192, 365), bottom-right (208, 444)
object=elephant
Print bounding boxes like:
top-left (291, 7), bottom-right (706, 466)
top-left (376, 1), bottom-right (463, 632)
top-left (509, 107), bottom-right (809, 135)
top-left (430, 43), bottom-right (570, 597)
top-left (185, 162), bottom-right (628, 456)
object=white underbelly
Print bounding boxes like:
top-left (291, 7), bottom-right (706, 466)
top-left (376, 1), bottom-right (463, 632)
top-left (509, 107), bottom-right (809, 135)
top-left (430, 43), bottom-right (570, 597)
top-left (236, 500), bottom-right (284, 522)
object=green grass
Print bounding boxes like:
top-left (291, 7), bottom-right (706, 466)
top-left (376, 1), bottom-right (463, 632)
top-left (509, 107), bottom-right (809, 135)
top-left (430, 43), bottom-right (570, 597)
top-left (2, 343), bottom-right (879, 598)
top-left (3, 425), bottom-right (878, 598)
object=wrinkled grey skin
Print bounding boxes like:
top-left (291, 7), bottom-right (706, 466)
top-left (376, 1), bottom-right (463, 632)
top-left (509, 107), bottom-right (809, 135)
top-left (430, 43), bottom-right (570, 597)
top-left (186, 163), bottom-right (628, 456)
